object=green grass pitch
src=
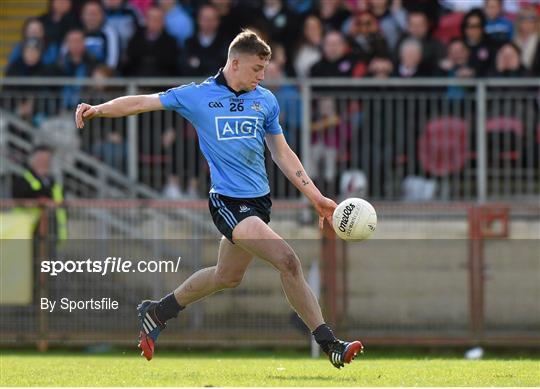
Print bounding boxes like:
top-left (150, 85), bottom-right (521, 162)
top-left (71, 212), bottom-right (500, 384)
top-left (1, 349), bottom-right (539, 386)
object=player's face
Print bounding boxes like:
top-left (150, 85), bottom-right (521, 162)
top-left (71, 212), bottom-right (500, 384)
top-left (236, 54), bottom-right (269, 91)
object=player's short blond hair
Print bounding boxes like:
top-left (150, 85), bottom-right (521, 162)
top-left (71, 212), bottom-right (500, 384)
top-left (228, 29), bottom-right (272, 60)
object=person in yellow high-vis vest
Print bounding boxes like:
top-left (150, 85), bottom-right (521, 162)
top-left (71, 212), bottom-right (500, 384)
top-left (12, 145), bottom-right (67, 241)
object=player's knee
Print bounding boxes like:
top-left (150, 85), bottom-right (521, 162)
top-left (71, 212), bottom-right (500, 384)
top-left (277, 250), bottom-right (301, 278)
top-left (215, 272), bottom-right (243, 289)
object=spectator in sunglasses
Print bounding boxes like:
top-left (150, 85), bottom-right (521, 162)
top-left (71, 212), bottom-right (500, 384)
top-left (461, 8), bottom-right (497, 77)
top-left (346, 11), bottom-right (389, 62)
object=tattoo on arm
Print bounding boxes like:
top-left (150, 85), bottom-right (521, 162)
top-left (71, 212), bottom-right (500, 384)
top-left (296, 170), bottom-right (309, 185)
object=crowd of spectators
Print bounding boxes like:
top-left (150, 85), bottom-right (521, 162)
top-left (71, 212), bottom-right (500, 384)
top-left (6, 0), bottom-right (540, 87)
top-left (4, 0), bottom-right (539, 199)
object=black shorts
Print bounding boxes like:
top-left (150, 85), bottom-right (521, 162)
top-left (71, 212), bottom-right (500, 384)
top-left (209, 193), bottom-right (272, 243)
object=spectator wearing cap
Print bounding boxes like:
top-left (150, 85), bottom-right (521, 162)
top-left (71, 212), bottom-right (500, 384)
top-left (80, 0), bottom-right (120, 70)
top-left (181, 4), bottom-right (228, 76)
top-left (484, 0), bottom-right (513, 46)
top-left (513, 6), bottom-right (540, 76)
top-left (124, 6), bottom-right (178, 76)
top-left (461, 8), bottom-right (497, 77)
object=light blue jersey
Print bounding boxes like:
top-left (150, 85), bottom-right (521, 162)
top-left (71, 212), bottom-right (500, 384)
top-left (159, 70), bottom-right (283, 198)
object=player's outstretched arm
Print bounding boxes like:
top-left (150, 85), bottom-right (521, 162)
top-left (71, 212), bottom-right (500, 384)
top-left (75, 94), bottom-right (164, 129)
top-left (266, 133), bottom-right (337, 228)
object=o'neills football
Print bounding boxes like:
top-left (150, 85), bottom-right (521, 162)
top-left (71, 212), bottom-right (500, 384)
top-left (332, 198), bottom-right (377, 241)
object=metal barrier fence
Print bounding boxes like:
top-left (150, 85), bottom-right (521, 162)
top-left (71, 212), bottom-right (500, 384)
top-left (1, 77), bottom-right (539, 201)
top-left (1, 200), bottom-right (538, 348)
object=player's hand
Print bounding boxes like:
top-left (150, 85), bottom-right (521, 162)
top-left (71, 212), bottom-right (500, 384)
top-left (314, 196), bottom-right (338, 230)
top-left (75, 103), bottom-right (99, 129)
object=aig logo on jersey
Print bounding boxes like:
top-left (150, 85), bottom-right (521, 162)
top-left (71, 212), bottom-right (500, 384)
top-left (215, 116), bottom-right (259, 141)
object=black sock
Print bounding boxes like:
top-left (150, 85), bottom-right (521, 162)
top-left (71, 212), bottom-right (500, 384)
top-left (155, 293), bottom-right (184, 323)
top-left (312, 323), bottom-right (337, 354)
